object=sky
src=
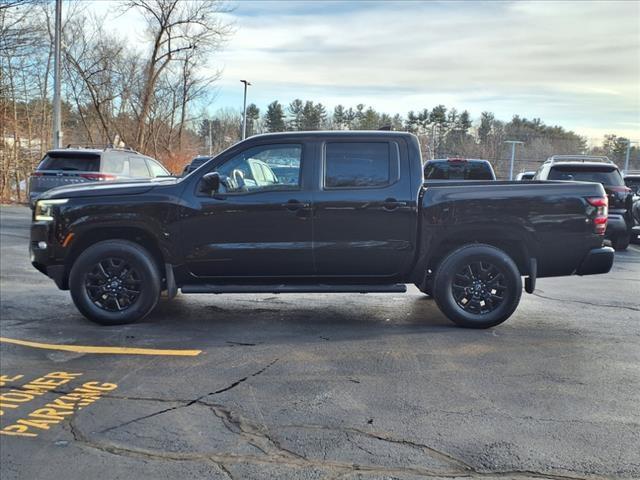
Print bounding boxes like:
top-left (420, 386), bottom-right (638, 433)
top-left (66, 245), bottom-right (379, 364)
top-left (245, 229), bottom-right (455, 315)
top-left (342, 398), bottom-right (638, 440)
top-left (86, 0), bottom-right (640, 142)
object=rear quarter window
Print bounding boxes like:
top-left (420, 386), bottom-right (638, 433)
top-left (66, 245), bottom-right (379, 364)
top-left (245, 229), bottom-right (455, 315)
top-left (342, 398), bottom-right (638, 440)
top-left (548, 167), bottom-right (623, 186)
top-left (38, 153), bottom-right (100, 171)
top-left (424, 161), bottom-right (494, 180)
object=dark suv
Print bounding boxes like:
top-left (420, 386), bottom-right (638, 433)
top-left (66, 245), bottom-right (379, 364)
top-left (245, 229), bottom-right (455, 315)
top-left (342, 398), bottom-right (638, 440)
top-left (182, 155), bottom-right (211, 176)
top-left (624, 171), bottom-right (640, 243)
top-left (534, 155), bottom-right (633, 250)
top-left (28, 146), bottom-right (170, 207)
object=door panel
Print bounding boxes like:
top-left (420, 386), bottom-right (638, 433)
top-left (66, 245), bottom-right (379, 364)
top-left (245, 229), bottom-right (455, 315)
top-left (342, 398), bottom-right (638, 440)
top-left (180, 143), bottom-right (313, 278)
top-left (312, 139), bottom-right (416, 278)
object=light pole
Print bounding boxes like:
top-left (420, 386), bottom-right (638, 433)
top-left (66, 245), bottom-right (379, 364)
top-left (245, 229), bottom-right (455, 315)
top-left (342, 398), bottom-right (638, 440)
top-left (240, 80), bottom-right (251, 140)
top-left (208, 119), bottom-right (212, 156)
top-left (504, 140), bottom-right (524, 180)
top-left (624, 140), bottom-right (638, 173)
top-left (52, 0), bottom-right (62, 148)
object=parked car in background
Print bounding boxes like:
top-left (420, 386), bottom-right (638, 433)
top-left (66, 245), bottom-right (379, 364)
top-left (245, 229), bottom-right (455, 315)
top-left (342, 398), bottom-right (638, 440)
top-left (516, 171), bottom-right (535, 181)
top-left (624, 171), bottom-right (640, 194)
top-left (624, 171), bottom-right (640, 243)
top-left (424, 158), bottom-right (496, 180)
top-left (182, 155), bottom-right (211, 176)
top-left (28, 146), bottom-right (170, 207)
top-left (534, 155), bottom-right (633, 250)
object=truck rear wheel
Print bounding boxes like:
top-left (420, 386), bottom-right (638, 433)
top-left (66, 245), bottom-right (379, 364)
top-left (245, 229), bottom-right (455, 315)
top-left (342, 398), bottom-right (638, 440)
top-left (433, 244), bottom-right (522, 329)
top-left (69, 240), bottom-right (161, 325)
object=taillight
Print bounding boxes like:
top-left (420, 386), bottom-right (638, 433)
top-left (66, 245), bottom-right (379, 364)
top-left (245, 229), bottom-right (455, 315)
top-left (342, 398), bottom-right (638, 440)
top-left (587, 197), bottom-right (607, 207)
top-left (587, 196), bottom-right (608, 235)
top-left (80, 173), bottom-right (116, 181)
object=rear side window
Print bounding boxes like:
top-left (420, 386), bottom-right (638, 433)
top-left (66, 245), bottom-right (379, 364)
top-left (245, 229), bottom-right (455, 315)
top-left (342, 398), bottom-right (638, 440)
top-left (325, 142), bottom-right (390, 188)
top-left (129, 157), bottom-right (150, 177)
top-left (424, 161), bottom-right (494, 180)
top-left (548, 166), bottom-right (623, 186)
top-left (102, 156), bottom-right (128, 175)
top-left (38, 153), bottom-right (100, 172)
top-left (147, 159), bottom-right (169, 177)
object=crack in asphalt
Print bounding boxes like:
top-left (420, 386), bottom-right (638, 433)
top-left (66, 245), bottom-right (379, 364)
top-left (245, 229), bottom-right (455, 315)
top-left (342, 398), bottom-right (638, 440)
top-left (61, 393), bottom-right (604, 480)
top-left (278, 422), bottom-right (473, 472)
top-left (532, 292), bottom-right (640, 312)
top-left (97, 358), bottom-right (279, 434)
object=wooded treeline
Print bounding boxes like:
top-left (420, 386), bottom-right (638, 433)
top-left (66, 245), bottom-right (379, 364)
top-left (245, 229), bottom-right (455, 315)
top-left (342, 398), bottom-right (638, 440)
top-left (1, 0), bottom-right (637, 202)
top-left (1, 0), bottom-right (232, 201)
top-left (202, 100), bottom-right (638, 178)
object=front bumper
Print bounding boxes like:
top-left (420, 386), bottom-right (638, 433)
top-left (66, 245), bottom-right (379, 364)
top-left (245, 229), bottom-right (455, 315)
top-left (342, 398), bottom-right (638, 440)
top-left (576, 247), bottom-right (614, 276)
top-left (30, 221), bottom-right (68, 290)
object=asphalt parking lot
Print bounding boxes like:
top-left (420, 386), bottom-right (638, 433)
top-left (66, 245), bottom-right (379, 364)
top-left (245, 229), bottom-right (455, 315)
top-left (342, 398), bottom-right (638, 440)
top-left (1, 204), bottom-right (639, 480)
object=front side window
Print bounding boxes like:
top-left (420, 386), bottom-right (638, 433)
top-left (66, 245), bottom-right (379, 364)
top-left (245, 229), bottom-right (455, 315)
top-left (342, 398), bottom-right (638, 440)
top-left (210, 144), bottom-right (302, 194)
top-left (325, 142), bottom-right (390, 188)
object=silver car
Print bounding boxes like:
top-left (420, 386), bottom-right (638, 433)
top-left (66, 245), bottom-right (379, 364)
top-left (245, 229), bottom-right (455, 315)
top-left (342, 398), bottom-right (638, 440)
top-left (28, 147), bottom-right (170, 207)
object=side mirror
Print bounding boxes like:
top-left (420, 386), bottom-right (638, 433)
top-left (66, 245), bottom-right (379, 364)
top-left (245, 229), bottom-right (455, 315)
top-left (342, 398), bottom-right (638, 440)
top-left (201, 172), bottom-right (220, 195)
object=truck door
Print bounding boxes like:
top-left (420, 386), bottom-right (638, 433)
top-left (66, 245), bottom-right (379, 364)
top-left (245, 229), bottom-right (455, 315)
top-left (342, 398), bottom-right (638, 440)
top-left (312, 139), bottom-right (416, 278)
top-left (180, 142), bottom-right (314, 278)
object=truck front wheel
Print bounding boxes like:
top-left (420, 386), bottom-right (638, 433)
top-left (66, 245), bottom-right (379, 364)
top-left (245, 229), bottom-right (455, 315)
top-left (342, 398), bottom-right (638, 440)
top-left (69, 240), bottom-right (161, 325)
top-left (433, 244), bottom-right (522, 329)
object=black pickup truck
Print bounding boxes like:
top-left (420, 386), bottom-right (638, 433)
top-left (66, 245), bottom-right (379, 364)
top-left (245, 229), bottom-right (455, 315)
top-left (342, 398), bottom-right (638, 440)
top-left (30, 131), bottom-right (614, 328)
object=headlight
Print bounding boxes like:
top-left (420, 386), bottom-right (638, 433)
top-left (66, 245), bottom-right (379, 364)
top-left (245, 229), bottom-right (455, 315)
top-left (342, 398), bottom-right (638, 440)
top-left (35, 199), bottom-right (68, 221)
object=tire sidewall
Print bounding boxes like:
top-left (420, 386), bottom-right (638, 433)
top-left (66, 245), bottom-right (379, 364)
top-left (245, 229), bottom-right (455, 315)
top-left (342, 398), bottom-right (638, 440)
top-left (69, 240), bottom-right (160, 325)
top-left (434, 245), bottom-right (522, 328)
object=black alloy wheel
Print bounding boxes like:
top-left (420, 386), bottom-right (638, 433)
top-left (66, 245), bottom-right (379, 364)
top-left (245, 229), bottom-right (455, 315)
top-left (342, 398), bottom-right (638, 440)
top-left (85, 257), bottom-right (142, 312)
top-left (451, 261), bottom-right (507, 315)
top-left (69, 240), bottom-right (161, 325)
top-left (432, 244), bottom-right (522, 329)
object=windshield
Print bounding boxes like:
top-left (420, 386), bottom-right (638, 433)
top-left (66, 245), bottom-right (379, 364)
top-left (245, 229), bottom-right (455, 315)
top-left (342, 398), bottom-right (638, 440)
top-left (37, 153), bottom-right (100, 172)
top-left (548, 166), bottom-right (623, 186)
top-left (424, 161), bottom-right (494, 180)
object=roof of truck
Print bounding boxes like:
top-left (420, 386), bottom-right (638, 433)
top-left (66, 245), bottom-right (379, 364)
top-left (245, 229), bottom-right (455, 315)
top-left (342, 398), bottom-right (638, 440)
top-left (249, 130), bottom-right (414, 140)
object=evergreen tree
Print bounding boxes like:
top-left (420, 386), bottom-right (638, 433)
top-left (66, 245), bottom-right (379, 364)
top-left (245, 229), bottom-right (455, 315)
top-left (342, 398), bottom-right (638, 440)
top-left (333, 105), bottom-right (346, 129)
top-left (245, 103), bottom-right (260, 136)
top-left (264, 101), bottom-right (286, 132)
top-left (288, 99), bottom-right (304, 130)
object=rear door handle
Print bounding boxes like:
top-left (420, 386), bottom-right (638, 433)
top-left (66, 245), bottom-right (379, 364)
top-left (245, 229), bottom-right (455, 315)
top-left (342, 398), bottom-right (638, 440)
top-left (282, 200), bottom-right (310, 211)
top-left (383, 198), bottom-right (407, 211)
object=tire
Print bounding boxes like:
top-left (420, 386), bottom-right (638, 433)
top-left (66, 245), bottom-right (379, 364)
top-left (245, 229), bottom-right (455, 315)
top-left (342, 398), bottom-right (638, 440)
top-left (69, 240), bottom-right (161, 325)
top-left (611, 234), bottom-right (630, 251)
top-left (433, 244), bottom-right (522, 329)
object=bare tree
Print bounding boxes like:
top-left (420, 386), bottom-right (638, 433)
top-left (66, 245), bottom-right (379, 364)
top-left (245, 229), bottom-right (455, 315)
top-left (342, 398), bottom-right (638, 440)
top-left (124, 0), bottom-right (232, 151)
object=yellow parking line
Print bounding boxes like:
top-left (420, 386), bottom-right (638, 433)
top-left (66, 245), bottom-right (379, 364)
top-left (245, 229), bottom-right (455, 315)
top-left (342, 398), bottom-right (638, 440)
top-left (0, 336), bottom-right (201, 356)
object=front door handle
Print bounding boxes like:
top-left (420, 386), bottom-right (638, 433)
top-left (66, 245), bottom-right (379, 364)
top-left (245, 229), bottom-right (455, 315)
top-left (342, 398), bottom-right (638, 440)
top-left (382, 198), bottom-right (407, 211)
top-left (282, 200), bottom-right (310, 211)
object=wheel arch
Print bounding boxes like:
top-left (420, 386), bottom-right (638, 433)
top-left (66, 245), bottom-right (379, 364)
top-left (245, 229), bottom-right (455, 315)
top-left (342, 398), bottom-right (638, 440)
top-left (61, 226), bottom-right (166, 290)
top-left (413, 226), bottom-right (536, 286)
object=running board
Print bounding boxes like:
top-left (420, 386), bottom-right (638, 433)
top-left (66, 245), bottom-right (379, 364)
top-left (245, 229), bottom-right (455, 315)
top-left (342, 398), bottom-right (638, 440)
top-left (181, 284), bottom-right (407, 294)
